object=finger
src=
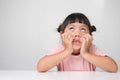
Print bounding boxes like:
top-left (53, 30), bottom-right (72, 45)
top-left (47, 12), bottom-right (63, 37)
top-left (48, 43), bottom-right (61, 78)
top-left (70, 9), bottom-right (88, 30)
top-left (68, 34), bottom-right (71, 41)
top-left (81, 37), bottom-right (86, 48)
top-left (61, 33), bottom-right (67, 42)
top-left (62, 32), bottom-right (68, 39)
top-left (81, 37), bottom-right (85, 43)
top-left (80, 37), bottom-right (84, 42)
top-left (87, 34), bottom-right (93, 41)
top-left (65, 33), bottom-right (72, 39)
top-left (62, 33), bottom-right (71, 43)
top-left (84, 34), bottom-right (89, 43)
top-left (70, 34), bottom-right (74, 42)
top-left (60, 31), bottom-right (63, 39)
top-left (84, 34), bottom-right (92, 42)
top-left (81, 34), bottom-right (88, 45)
top-left (86, 34), bottom-right (93, 47)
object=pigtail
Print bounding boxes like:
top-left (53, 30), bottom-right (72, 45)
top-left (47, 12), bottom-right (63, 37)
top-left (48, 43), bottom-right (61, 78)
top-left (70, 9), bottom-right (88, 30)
top-left (57, 23), bottom-right (66, 33)
top-left (57, 24), bottom-right (62, 32)
top-left (90, 25), bottom-right (96, 32)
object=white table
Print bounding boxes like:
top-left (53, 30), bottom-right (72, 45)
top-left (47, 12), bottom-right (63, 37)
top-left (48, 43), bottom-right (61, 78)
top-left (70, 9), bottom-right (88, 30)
top-left (0, 70), bottom-right (120, 80)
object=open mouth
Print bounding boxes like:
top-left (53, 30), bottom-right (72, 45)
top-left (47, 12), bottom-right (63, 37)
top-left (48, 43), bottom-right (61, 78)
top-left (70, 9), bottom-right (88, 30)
top-left (72, 40), bottom-right (81, 45)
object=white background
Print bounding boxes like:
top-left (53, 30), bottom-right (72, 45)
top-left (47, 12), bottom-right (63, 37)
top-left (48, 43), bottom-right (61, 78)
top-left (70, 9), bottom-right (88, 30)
top-left (0, 0), bottom-right (120, 71)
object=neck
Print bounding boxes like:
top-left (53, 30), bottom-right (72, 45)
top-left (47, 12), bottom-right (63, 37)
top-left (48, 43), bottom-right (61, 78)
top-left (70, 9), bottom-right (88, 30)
top-left (72, 49), bottom-right (80, 55)
top-left (72, 52), bottom-right (80, 56)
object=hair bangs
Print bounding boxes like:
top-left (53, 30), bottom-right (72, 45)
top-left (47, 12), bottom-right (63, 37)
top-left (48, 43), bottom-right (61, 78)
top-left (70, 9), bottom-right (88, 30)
top-left (67, 16), bottom-right (89, 27)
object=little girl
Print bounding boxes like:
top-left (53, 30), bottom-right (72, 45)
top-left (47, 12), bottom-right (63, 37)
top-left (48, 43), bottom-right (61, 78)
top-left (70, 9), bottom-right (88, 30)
top-left (37, 13), bottom-right (118, 72)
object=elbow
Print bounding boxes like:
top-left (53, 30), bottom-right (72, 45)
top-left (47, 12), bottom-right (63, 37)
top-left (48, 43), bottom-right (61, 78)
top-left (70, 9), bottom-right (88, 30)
top-left (108, 68), bottom-right (118, 73)
top-left (37, 63), bottom-right (49, 73)
top-left (37, 70), bottom-right (47, 73)
top-left (37, 59), bottom-right (48, 73)
top-left (105, 57), bottom-right (118, 73)
top-left (37, 66), bottom-right (47, 73)
top-left (37, 63), bottom-right (48, 73)
top-left (107, 64), bottom-right (118, 73)
top-left (110, 66), bottom-right (118, 73)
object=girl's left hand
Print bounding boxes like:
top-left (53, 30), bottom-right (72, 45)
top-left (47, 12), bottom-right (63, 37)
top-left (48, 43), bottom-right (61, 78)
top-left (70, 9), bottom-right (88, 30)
top-left (80, 33), bottom-right (93, 56)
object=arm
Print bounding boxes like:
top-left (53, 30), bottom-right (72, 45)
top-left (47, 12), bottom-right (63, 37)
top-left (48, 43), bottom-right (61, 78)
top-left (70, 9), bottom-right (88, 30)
top-left (80, 34), bottom-right (118, 72)
top-left (37, 32), bottom-right (74, 72)
top-left (37, 49), bottom-right (71, 72)
top-left (83, 53), bottom-right (118, 72)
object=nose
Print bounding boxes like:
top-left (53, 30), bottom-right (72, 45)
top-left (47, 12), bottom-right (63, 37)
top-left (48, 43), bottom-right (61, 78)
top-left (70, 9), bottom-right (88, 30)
top-left (75, 34), bottom-right (80, 37)
top-left (74, 31), bottom-right (80, 38)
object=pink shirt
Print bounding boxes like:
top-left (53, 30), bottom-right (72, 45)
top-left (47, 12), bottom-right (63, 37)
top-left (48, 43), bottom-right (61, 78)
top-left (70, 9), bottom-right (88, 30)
top-left (47, 44), bottom-right (106, 71)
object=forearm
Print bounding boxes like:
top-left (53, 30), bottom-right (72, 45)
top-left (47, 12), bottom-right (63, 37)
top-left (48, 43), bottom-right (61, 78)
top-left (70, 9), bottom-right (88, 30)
top-left (83, 53), bottom-right (118, 72)
top-left (37, 50), bottom-right (70, 72)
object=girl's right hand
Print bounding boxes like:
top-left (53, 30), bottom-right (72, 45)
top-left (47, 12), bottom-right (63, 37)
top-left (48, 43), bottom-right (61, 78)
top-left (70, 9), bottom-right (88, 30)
top-left (60, 32), bottom-right (74, 54)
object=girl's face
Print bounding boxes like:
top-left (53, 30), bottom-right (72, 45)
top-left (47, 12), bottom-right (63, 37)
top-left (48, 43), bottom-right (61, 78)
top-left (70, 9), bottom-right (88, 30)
top-left (64, 22), bottom-right (90, 53)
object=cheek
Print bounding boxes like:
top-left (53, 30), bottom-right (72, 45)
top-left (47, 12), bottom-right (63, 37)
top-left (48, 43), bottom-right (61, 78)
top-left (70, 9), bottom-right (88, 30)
top-left (64, 28), bottom-right (69, 33)
top-left (80, 33), bottom-right (88, 37)
top-left (80, 34), bottom-right (85, 37)
top-left (64, 29), bottom-right (74, 35)
top-left (73, 45), bottom-right (81, 51)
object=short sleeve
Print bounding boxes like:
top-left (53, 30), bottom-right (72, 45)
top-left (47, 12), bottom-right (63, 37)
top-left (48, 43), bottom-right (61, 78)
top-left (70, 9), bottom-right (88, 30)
top-left (46, 44), bottom-right (64, 55)
top-left (89, 44), bottom-right (106, 56)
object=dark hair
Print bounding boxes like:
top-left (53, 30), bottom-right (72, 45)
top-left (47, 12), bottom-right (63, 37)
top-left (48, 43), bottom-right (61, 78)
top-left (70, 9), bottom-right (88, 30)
top-left (57, 13), bottom-right (96, 35)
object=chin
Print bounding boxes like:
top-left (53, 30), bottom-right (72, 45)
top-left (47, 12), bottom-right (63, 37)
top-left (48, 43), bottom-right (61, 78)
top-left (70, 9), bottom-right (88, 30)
top-left (73, 45), bottom-right (81, 52)
top-left (73, 45), bottom-right (81, 50)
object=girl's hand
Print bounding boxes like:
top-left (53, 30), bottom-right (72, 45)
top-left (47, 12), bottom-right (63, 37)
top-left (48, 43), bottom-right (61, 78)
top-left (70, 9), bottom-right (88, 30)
top-left (60, 32), bottom-right (74, 53)
top-left (80, 34), bottom-right (93, 56)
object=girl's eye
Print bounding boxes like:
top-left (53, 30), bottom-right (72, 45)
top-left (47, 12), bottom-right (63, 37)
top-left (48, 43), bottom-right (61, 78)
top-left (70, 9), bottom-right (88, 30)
top-left (80, 28), bottom-right (86, 33)
top-left (69, 27), bottom-right (74, 31)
